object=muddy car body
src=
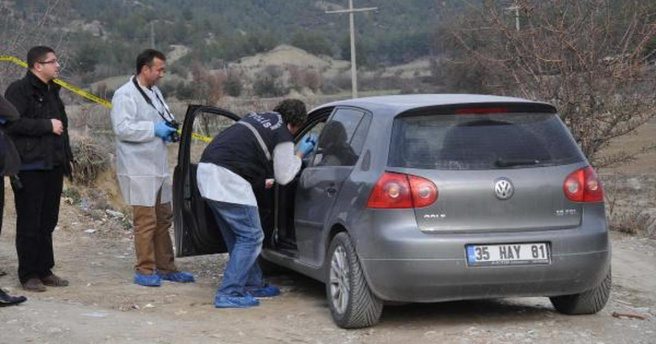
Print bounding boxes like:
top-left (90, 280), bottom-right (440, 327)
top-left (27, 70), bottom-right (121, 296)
top-left (173, 94), bottom-right (611, 328)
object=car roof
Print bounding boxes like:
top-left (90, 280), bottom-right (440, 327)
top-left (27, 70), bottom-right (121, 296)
top-left (312, 94), bottom-right (555, 118)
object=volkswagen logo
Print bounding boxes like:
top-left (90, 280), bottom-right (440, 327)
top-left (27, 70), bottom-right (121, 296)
top-left (494, 178), bottom-right (514, 200)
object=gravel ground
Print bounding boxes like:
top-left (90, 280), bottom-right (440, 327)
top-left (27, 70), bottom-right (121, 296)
top-left (0, 191), bottom-right (654, 343)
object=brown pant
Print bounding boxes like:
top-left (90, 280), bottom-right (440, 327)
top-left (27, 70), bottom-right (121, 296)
top-left (132, 192), bottom-right (177, 275)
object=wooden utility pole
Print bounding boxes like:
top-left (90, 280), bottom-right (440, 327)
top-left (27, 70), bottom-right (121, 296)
top-left (150, 21), bottom-right (155, 48)
top-left (506, 1), bottom-right (520, 31)
top-left (326, 0), bottom-right (377, 98)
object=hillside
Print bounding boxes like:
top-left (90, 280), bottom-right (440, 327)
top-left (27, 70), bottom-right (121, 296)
top-left (0, 0), bottom-right (441, 77)
top-left (85, 43), bottom-right (435, 101)
top-left (230, 45), bottom-right (350, 79)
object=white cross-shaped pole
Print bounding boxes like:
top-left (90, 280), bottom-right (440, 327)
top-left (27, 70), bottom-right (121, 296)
top-left (326, 0), bottom-right (377, 98)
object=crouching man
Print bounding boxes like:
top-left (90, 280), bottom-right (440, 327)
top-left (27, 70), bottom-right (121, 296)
top-left (197, 99), bottom-right (316, 308)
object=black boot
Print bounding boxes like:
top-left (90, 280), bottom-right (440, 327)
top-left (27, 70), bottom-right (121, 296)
top-left (0, 288), bottom-right (27, 306)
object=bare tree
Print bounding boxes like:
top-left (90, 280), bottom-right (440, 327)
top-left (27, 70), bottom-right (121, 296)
top-left (190, 62), bottom-right (225, 106)
top-left (0, 0), bottom-right (72, 90)
top-left (442, 0), bottom-right (656, 167)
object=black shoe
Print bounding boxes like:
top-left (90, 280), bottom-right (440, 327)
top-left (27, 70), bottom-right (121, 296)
top-left (22, 278), bottom-right (46, 292)
top-left (0, 289), bottom-right (27, 307)
top-left (41, 274), bottom-right (69, 287)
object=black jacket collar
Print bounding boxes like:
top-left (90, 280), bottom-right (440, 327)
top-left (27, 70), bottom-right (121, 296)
top-left (26, 70), bottom-right (57, 91)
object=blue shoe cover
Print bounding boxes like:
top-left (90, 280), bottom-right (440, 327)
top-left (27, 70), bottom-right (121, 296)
top-left (158, 271), bottom-right (195, 283)
top-left (247, 284), bottom-right (281, 298)
top-left (214, 293), bottom-right (260, 308)
top-left (134, 273), bottom-right (161, 287)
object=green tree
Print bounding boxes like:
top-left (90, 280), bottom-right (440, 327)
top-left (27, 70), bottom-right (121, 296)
top-left (291, 31), bottom-right (332, 56)
top-left (339, 35), bottom-right (370, 67)
top-left (74, 43), bottom-right (100, 74)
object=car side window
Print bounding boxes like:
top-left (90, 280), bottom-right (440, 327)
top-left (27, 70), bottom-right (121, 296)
top-left (349, 113), bottom-right (371, 156)
top-left (313, 108), bottom-right (366, 167)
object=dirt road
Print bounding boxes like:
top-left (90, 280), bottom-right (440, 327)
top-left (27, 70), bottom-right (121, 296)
top-left (0, 188), bottom-right (654, 344)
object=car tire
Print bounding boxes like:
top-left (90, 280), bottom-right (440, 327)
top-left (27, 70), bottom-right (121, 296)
top-left (550, 267), bottom-right (611, 315)
top-left (326, 232), bottom-right (383, 328)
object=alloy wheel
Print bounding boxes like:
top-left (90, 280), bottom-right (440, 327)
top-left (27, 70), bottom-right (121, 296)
top-left (329, 245), bottom-right (350, 314)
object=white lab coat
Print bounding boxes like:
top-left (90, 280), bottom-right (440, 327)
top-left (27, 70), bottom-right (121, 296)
top-left (110, 76), bottom-right (172, 206)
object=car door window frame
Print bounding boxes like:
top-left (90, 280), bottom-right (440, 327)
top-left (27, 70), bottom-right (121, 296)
top-left (311, 107), bottom-right (370, 168)
top-left (174, 105), bottom-right (240, 257)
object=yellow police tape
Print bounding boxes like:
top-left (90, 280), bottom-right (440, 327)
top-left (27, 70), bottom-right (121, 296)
top-left (1, 55), bottom-right (113, 108)
top-left (1, 55), bottom-right (213, 143)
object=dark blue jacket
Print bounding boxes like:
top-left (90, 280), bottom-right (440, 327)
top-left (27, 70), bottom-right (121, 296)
top-left (200, 112), bottom-right (293, 189)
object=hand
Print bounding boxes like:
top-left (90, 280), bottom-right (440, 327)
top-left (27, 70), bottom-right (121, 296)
top-left (154, 121), bottom-right (176, 140)
top-left (265, 178), bottom-right (274, 189)
top-left (297, 133), bottom-right (317, 157)
top-left (51, 119), bottom-right (63, 135)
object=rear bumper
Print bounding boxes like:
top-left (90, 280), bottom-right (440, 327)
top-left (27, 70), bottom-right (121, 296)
top-left (354, 209), bottom-right (610, 302)
top-left (361, 249), bottom-right (609, 302)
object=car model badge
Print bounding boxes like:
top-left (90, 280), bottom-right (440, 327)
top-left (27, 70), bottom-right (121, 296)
top-left (494, 178), bottom-right (514, 200)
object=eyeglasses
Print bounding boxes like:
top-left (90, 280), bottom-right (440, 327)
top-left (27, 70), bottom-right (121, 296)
top-left (38, 59), bottom-right (58, 65)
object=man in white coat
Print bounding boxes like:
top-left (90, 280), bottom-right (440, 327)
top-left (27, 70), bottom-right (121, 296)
top-left (110, 49), bottom-right (194, 287)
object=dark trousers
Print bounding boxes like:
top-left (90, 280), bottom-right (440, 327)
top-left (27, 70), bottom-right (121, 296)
top-left (0, 177), bottom-right (4, 235)
top-left (12, 167), bottom-right (64, 283)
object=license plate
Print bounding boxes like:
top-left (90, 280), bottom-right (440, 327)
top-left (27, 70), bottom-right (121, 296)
top-left (466, 243), bottom-right (550, 266)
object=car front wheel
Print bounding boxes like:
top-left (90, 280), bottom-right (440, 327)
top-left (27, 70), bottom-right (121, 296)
top-left (550, 267), bottom-right (611, 315)
top-left (326, 232), bottom-right (383, 328)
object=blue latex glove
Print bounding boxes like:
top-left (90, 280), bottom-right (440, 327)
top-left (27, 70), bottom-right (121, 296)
top-left (154, 121), bottom-right (176, 140)
top-left (297, 133), bottom-right (317, 156)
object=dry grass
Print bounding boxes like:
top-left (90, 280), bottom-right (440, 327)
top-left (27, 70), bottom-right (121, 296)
top-left (70, 135), bottom-right (111, 186)
top-left (604, 174), bottom-right (656, 238)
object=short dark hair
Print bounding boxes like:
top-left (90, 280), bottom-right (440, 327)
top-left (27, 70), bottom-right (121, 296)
top-left (27, 46), bottom-right (55, 69)
top-left (135, 49), bottom-right (166, 75)
top-left (273, 99), bottom-right (307, 126)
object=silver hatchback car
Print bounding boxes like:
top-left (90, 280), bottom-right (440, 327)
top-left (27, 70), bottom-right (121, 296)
top-left (173, 94), bottom-right (611, 328)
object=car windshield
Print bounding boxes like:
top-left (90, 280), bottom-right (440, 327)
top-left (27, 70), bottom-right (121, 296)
top-left (388, 112), bottom-right (584, 170)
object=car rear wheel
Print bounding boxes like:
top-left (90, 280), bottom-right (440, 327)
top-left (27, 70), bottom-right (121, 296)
top-left (326, 232), bottom-right (383, 328)
top-left (550, 267), bottom-right (611, 315)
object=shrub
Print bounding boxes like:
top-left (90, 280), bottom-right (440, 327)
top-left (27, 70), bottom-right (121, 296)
top-left (605, 175), bottom-right (656, 238)
top-left (253, 66), bottom-right (287, 97)
top-left (176, 81), bottom-right (195, 100)
top-left (224, 71), bottom-right (243, 97)
top-left (71, 135), bottom-right (111, 186)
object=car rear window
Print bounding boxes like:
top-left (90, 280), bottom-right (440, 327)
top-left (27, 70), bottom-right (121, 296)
top-left (388, 113), bottom-right (585, 170)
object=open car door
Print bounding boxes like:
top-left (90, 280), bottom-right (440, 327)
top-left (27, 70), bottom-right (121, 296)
top-left (173, 105), bottom-right (240, 257)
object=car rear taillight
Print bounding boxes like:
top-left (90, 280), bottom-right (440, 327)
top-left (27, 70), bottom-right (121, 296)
top-left (563, 166), bottom-right (604, 202)
top-left (367, 172), bottom-right (438, 208)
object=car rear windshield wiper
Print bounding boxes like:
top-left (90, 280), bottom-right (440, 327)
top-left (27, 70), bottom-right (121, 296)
top-left (494, 158), bottom-right (541, 168)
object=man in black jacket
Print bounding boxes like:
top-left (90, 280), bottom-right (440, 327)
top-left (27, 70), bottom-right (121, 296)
top-left (4, 46), bottom-right (74, 292)
top-left (0, 94), bottom-right (27, 306)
